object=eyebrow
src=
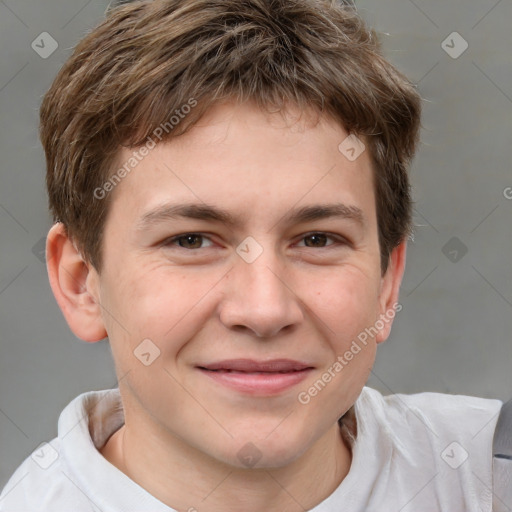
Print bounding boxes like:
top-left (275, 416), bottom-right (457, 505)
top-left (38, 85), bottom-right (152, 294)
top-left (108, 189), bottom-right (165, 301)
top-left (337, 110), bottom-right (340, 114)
top-left (135, 202), bottom-right (365, 232)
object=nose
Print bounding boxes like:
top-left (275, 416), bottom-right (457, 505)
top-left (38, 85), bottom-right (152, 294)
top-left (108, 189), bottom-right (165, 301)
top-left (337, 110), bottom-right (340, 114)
top-left (219, 248), bottom-right (304, 338)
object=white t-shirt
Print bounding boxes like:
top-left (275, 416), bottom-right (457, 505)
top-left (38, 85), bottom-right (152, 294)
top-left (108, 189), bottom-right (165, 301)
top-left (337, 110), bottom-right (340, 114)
top-left (0, 386), bottom-right (502, 511)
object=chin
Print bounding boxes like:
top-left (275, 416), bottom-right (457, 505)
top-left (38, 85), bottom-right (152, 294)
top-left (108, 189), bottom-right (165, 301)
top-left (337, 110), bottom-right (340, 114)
top-left (216, 431), bottom-right (313, 470)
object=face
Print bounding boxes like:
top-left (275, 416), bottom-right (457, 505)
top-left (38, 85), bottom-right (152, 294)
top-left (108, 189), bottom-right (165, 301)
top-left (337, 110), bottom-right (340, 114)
top-left (84, 101), bottom-right (402, 468)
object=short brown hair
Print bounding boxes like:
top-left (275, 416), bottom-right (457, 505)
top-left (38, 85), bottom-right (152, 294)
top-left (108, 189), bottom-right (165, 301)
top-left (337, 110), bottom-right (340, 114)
top-left (40, 0), bottom-right (421, 273)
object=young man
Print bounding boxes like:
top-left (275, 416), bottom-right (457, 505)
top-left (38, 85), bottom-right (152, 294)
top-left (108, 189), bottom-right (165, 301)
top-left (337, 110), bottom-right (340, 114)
top-left (0, 0), bottom-right (504, 510)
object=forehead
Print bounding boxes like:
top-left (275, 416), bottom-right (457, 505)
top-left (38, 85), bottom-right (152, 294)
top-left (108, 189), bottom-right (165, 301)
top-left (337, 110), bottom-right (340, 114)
top-left (106, 101), bottom-right (377, 232)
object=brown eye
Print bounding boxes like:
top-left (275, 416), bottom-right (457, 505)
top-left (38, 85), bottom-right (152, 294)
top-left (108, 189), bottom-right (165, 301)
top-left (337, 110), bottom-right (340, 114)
top-left (303, 233), bottom-right (330, 247)
top-left (165, 233), bottom-right (213, 250)
top-left (177, 234), bottom-right (203, 249)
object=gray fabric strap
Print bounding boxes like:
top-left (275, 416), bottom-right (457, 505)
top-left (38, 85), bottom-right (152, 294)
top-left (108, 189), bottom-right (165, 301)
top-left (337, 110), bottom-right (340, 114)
top-left (493, 399), bottom-right (512, 511)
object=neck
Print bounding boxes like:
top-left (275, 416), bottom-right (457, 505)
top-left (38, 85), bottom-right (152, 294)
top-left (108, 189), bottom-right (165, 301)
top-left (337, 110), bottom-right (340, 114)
top-left (101, 416), bottom-right (353, 512)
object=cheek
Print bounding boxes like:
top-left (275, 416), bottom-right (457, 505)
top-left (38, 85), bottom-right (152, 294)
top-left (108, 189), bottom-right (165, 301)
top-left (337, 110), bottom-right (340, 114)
top-left (109, 266), bottom-right (224, 350)
top-left (300, 264), bottom-right (381, 342)
top-left (293, 268), bottom-right (380, 423)
top-left (102, 267), bottom-right (223, 397)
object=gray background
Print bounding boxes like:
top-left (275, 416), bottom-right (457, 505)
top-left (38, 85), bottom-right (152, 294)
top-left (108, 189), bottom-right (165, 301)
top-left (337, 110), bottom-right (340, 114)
top-left (0, 0), bottom-right (511, 491)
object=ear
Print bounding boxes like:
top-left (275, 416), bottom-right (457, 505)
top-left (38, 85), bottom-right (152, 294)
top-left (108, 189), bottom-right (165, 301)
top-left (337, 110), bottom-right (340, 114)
top-left (375, 241), bottom-right (407, 344)
top-left (46, 223), bottom-right (107, 342)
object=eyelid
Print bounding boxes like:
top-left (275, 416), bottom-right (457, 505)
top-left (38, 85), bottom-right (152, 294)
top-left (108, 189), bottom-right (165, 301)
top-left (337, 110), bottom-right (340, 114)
top-left (294, 232), bottom-right (348, 248)
top-left (162, 233), bottom-right (215, 249)
top-left (161, 231), bottom-right (348, 250)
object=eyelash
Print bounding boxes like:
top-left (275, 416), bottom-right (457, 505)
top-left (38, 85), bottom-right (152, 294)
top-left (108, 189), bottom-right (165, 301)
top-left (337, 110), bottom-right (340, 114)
top-left (162, 232), bottom-right (347, 250)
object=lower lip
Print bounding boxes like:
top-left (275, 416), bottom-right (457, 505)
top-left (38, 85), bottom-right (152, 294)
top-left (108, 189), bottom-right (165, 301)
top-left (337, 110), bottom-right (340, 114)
top-left (198, 368), bottom-right (312, 395)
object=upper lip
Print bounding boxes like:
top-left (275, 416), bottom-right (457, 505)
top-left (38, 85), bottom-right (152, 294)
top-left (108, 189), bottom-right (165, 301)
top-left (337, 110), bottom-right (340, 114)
top-left (198, 359), bottom-right (313, 373)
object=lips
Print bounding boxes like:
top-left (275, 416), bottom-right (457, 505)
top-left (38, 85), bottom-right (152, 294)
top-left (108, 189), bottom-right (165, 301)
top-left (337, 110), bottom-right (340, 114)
top-left (197, 359), bottom-right (314, 395)
top-left (199, 359), bottom-right (312, 373)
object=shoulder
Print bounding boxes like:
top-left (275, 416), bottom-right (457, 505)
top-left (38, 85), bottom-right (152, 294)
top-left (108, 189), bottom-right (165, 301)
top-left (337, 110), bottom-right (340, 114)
top-left (353, 387), bottom-right (503, 509)
top-left (358, 386), bottom-right (502, 437)
top-left (0, 438), bottom-right (96, 512)
top-left (0, 388), bottom-right (122, 512)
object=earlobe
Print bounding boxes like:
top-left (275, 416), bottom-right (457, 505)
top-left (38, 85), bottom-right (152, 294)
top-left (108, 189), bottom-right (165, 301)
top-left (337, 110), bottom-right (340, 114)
top-left (46, 223), bottom-right (107, 342)
top-left (375, 241), bottom-right (407, 344)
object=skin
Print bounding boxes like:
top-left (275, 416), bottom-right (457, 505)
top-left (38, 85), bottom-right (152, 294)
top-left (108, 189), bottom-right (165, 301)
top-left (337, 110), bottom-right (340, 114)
top-left (46, 100), bottom-right (406, 512)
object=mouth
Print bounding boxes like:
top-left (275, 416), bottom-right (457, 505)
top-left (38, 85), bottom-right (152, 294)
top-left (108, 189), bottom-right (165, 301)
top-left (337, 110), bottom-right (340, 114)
top-left (196, 359), bottom-right (314, 395)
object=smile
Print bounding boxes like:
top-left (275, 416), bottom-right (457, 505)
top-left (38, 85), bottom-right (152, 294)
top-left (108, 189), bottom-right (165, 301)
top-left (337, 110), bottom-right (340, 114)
top-left (197, 359), bottom-right (314, 395)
